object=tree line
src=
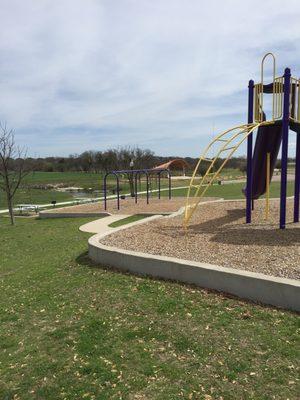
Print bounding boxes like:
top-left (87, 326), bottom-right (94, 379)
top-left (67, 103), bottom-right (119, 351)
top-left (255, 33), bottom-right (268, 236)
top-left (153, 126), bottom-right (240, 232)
top-left (10, 147), bottom-right (292, 177)
top-left (23, 150), bottom-right (272, 174)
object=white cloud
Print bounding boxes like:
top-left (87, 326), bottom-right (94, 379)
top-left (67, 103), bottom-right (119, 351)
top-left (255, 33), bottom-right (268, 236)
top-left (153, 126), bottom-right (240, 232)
top-left (1, 0), bottom-right (300, 156)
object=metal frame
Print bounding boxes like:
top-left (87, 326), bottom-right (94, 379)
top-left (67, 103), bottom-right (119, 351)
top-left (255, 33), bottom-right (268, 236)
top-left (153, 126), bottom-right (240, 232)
top-left (103, 168), bottom-right (172, 211)
top-left (184, 121), bottom-right (268, 226)
top-left (135, 170), bottom-right (149, 204)
top-left (158, 169), bottom-right (172, 200)
top-left (184, 54), bottom-right (300, 230)
top-left (294, 131), bottom-right (300, 223)
top-left (104, 171), bottom-right (120, 210)
top-left (280, 68), bottom-right (291, 229)
top-left (246, 79), bottom-right (254, 223)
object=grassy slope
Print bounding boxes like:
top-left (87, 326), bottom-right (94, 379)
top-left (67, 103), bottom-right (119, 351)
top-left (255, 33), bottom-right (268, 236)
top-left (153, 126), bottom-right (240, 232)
top-left (0, 217), bottom-right (299, 399)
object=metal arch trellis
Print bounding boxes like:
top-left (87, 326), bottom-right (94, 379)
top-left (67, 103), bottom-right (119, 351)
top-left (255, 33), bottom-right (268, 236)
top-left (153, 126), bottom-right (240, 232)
top-left (103, 168), bottom-right (173, 210)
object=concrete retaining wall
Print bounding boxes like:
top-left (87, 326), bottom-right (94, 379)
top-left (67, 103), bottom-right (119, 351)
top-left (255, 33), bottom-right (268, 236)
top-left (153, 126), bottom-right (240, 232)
top-left (88, 230), bottom-right (300, 312)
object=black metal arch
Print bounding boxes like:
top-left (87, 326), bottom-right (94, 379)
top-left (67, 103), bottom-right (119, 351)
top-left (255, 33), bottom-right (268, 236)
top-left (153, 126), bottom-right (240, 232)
top-left (102, 168), bottom-right (172, 211)
top-left (134, 170), bottom-right (149, 204)
top-left (157, 168), bottom-right (172, 200)
top-left (104, 171), bottom-right (120, 210)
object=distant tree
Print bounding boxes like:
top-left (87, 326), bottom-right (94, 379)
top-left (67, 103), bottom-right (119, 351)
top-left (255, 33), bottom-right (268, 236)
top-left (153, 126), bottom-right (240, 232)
top-left (114, 146), bottom-right (155, 196)
top-left (79, 151), bottom-right (95, 173)
top-left (0, 123), bottom-right (30, 225)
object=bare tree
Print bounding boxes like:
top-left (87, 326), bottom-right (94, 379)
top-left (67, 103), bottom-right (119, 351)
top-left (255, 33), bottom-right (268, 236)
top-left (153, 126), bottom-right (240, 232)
top-left (0, 123), bottom-right (29, 225)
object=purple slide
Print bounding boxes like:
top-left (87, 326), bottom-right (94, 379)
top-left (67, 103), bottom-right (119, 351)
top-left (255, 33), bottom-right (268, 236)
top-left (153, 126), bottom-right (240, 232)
top-left (245, 122), bottom-right (282, 199)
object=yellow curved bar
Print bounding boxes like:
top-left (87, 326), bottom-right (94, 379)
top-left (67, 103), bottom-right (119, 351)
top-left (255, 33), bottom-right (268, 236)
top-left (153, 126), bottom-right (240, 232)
top-left (260, 52), bottom-right (276, 121)
top-left (185, 123), bottom-right (252, 212)
top-left (184, 121), bottom-right (273, 227)
top-left (261, 52), bottom-right (276, 87)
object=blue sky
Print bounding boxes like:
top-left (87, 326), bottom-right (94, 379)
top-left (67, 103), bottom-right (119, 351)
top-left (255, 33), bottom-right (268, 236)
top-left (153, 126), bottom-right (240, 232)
top-left (1, 0), bottom-right (300, 157)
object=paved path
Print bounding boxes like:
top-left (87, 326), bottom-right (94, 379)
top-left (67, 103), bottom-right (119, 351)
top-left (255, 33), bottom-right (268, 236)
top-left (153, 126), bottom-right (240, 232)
top-left (79, 214), bottom-right (130, 234)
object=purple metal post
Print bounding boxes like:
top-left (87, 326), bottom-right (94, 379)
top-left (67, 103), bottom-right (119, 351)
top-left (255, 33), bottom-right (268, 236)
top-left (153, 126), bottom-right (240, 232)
top-left (134, 172), bottom-right (138, 204)
top-left (168, 171), bottom-right (172, 199)
top-left (293, 131), bottom-right (300, 222)
top-left (158, 173), bottom-right (161, 199)
top-left (246, 79), bottom-right (254, 223)
top-left (146, 173), bottom-right (149, 204)
top-left (279, 68), bottom-right (291, 229)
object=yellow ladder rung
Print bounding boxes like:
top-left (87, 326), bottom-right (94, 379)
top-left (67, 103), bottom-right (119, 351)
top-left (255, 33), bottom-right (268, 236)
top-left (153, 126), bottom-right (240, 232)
top-left (216, 138), bottom-right (228, 142)
top-left (220, 146), bottom-right (236, 152)
top-left (201, 157), bottom-right (213, 162)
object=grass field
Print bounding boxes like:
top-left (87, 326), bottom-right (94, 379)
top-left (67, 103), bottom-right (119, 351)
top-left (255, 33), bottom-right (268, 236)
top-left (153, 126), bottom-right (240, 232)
top-left (23, 171), bottom-right (105, 189)
top-left (0, 216), bottom-right (299, 399)
top-left (0, 172), bottom-right (185, 209)
top-left (22, 170), bottom-right (242, 188)
top-left (0, 189), bottom-right (73, 210)
top-left (0, 170), bottom-right (295, 210)
top-left (160, 180), bottom-right (295, 199)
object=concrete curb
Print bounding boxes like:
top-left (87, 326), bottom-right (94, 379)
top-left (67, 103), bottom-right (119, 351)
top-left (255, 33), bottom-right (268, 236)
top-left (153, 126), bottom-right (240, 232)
top-left (87, 202), bottom-right (300, 312)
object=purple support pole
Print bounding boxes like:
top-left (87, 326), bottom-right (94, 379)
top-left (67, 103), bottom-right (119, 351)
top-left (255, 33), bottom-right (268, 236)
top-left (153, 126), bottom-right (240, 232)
top-left (293, 131), bottom-right (300, 223)
top-left (117, 178), bottom-right (120, 210)
top-left (158, 173), bottom-right (161, 199)
top-left (279, 68), bottom-right (291, 229)
top-left (246, 79), bottom-right (254, 223)
top-left (104, 175), bottom-right (107, 210)
top-left (134, 172), bottom-right (138, 204)
top-left (146, 174), bottom-right (149, 204)
top-left (168, 171), bottom-right (172, 199)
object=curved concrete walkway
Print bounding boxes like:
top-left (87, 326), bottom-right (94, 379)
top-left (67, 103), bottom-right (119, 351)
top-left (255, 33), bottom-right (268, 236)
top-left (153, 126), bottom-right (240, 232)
top-left (79, 215), bottom-right (130, 234)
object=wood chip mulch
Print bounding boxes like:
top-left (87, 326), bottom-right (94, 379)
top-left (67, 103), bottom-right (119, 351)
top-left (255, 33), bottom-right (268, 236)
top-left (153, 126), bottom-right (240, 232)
top-left (101, 199), bottom-right (300, 280)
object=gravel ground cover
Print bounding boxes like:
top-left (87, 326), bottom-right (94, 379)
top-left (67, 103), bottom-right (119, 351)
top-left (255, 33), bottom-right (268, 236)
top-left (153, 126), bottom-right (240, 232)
top-left (43, 197), bottom-right (214, 215)
top-left (101, 199), bottom-right (300, 280)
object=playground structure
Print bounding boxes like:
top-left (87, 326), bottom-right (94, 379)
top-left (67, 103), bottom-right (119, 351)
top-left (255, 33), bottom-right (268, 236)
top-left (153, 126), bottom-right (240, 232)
top-left (103, 168), bottom-right (171, 210)
top-left (184, 53), bottom-right (300, 229)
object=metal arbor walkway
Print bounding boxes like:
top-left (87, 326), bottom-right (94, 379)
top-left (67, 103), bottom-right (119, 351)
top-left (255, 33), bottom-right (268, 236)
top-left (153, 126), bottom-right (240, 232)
top-left (183, 121), bottom-right (270, 227)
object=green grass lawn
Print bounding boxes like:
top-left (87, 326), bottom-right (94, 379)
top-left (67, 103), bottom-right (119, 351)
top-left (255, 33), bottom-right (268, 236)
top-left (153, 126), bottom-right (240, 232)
top-left (160, 180), bottom-right (295, 200)
top-left (0, 177), bottom-right (295, 211)
top-left (0, 188), bottom-right (73, 209)
top-left (23, 171), bottom-right (105, 190)
top-left (22, 172), bottom-right (187, 191)
top-left (0, 216), bottom-right (299, 399)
